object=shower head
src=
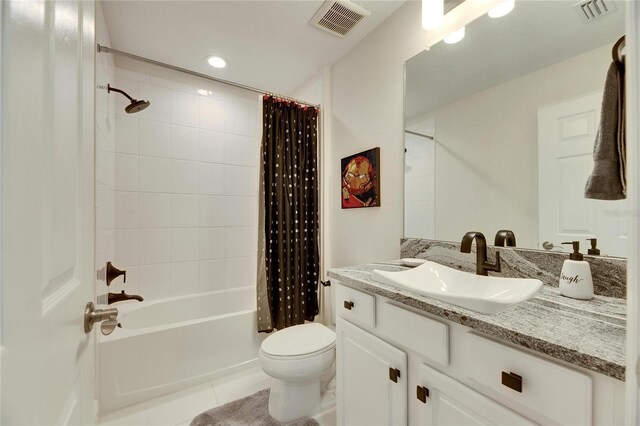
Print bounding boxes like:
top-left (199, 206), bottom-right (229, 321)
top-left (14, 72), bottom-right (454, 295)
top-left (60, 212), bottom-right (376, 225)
top-left (125, 99), bottom-right (151, 114)
top-left (107, 84), bottom-right (150, 114)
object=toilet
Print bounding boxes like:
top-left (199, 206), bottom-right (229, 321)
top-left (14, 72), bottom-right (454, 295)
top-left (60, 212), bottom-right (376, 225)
top-left (259, 322), bottom-right (336, 422)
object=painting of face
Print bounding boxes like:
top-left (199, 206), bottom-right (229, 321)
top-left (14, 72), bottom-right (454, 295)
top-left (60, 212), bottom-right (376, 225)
top-left (341, 147), bottom-right (380, 209)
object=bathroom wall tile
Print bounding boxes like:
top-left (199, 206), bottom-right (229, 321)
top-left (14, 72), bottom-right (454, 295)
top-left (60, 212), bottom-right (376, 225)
top-left (224, 196), bottom-right (256, 227)
top-left (139, 229), bottom-right (171, 265)
top-left (225, 102), bottom-right (249, 136)
top-left (97, 150), bottom-right (116, 189)
top-left (115, 191), bottom-right (139, 229)
top-left (199, 227), bottom-right (226, 260)
top-left (224, 165), bottom-right (251, 196)
top-left (224, 256), bottom-right (255, 288)
top-left (199, 162), bottom-right (224, 195)
top-left (171, 125), bottom-right (199, 161)
top-left (149, 75), bottom-right (181, 91)
top-left (115, 68), bottom-right (149, 84)
top-left (225, 227), bottom-right (251, 258)
top-left (139, 156), bottom-right (171, 193)
top-left (171, 194), bottom-right (199, 228)
top-left (199, 195), bottom-right (226, 227)
top-left (224, 134), bottom-right (250, 166)
top-left (199, 129), bottom-right (225, 164)
top-left (139, 263), bottom-right (172, 300)
top-left (96, 189), bottom-right (115, 234)
top-left (171, 261), bottom-right (200, 296)
top-left (115, 153), bottom-right (138, 191)
top-left (171, 91), bottom-right (200, 128)
top-left (199, 259), bottom-right (226, 292)
top-left (139, 119), bottom-right (171, 157)
top-left (138, 83), bottom-right (171, 123)
top-left (172, 159), bottom-right (200, 194)
top-left (114, 229), bottom-right (139, 266)
top-left (139, 192), bottom-right (171, 228)
top-left (199, 97), bottom-right (225, 132)
top-left (172, 228), bottom-right (200, 262)
top-left (115, 114), bottom-right (139, 155)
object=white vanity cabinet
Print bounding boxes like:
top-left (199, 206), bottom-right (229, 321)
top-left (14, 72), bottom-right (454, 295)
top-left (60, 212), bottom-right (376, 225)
top-left (337, 319), bottom-right (407, 426)
top-left (334, 282), bottom-right (624, 426)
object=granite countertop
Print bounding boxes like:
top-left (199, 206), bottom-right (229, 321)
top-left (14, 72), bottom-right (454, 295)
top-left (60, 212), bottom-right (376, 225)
top-left (328, 261), bottom-right (626, 381)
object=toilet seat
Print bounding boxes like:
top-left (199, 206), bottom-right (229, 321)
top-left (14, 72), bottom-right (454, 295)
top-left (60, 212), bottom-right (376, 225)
top-left (261, 323), bottom-right (336, 359)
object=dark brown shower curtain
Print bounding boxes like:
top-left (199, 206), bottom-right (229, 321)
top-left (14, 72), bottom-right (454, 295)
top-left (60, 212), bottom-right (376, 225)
top-left (256, 96), bottom-right (319, 333)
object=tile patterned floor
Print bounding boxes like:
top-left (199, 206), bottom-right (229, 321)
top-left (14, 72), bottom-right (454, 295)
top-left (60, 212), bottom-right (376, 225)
top-left (99, 367), bottom-right (335, 426)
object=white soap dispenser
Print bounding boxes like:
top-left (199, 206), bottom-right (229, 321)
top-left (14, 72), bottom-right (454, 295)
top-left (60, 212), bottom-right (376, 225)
top-left (559, 241), bottom-right (593, 300)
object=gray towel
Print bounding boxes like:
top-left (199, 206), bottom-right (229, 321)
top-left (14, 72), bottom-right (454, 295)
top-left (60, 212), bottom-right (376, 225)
top-left (585, 61), bottom-right (626, 200)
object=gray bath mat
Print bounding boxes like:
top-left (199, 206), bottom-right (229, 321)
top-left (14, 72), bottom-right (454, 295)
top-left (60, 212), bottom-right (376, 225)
top-left (190, 389), bottom-right (319, 426)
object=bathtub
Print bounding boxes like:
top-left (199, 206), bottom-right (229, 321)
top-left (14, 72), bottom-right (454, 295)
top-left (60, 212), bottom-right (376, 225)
top-left (98, 286), bottom-right (264, 415)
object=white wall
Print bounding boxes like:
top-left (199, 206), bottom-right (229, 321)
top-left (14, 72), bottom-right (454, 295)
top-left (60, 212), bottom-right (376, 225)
top-left (96, 3), bottom-right (116, 298)
top-left (108, 60), bottom-right (260, 301)
top-left (427, 44), bottom-right (611, 247)
top-left (328, 0), bottom-right (499, 268)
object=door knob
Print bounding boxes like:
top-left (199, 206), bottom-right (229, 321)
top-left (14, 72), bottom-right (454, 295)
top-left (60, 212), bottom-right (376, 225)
top-left (84, 302), bottom-right (119, 335)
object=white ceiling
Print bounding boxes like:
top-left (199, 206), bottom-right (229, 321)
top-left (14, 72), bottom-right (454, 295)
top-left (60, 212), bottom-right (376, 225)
top-left (405, 0), bottom-right (626, 120)
top-left (101, 0), bottom-right (405, 96)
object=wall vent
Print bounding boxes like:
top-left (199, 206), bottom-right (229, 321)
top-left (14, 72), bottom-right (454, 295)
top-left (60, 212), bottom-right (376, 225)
top-left (573, 0), bottom-right (617, 23)
top-left (311, 0), bottom-right (371, 38)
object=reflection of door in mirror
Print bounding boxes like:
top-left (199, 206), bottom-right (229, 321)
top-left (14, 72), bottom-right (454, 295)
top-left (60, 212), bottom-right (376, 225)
top-left (404, 119), bottom-right (436, 238)
top-left (538, 94), bottom-right (628, 257)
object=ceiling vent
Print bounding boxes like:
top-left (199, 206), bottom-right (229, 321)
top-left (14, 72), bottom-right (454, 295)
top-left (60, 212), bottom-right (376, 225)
top-left (573, 0), bottom-right (617, 23)
top-left (311, 0), bottom-right (371, 38)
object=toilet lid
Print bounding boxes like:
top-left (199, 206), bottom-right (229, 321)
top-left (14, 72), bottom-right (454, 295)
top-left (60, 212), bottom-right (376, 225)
top-left (261, 323), bottom-right (336, 357)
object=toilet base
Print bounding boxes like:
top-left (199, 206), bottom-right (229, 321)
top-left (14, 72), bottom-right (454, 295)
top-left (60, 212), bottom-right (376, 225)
top-left (268, 378), bottom-right (320, 423)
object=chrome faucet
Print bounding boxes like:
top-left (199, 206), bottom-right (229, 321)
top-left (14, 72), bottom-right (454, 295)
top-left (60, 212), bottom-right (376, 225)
top-left (460, 231), bottom-right (501, 276)
top-left (108, 290), bottom-right (144, 305)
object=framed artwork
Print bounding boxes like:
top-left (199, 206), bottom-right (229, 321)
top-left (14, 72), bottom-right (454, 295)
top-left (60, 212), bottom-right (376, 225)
top-left (341, 147), bottom-right (380, 208)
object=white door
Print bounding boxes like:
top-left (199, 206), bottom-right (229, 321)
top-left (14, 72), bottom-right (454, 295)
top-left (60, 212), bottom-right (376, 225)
top-left (538, 93), bottom-right (628, 257)
top-left (416, 363), bottom-right (535, 425)
top-left (1, 1), bottom-right (96, 424)
top-left (337, 319), bottom-right (407, 426)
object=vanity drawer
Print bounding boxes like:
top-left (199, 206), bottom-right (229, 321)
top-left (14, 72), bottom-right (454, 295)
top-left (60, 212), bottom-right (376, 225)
top-left (465, 332), bottom-right (592, 425)
top-left (335, 284), bottom-right (375, 329)
top-left (377, 301), bottom-right (449, 367)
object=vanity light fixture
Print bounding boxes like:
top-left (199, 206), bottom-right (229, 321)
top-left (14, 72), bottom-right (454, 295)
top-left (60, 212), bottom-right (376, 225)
top-left (444, 26), bottom-right (465, 44)
top-left (206, 56), bottom-right (227, 69)
top-left (488, 0), bottom-right (515, 18)
top-left (422, 0), bottom-right (444, 30)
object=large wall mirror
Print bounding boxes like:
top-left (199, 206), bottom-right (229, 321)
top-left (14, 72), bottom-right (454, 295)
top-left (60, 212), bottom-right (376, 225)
top-left (404, 0), bottom-right (628, 257)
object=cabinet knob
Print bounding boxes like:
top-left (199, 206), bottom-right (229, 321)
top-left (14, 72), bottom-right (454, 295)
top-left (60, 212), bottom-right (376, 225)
top-left (501, 371), bottom-right (522, 393)
top-left (416, 385), bottom-right (430, 403)
top-left (343, 300), bottom-right (354, 310)
top-left (389, 367), bottom-right (401, 383)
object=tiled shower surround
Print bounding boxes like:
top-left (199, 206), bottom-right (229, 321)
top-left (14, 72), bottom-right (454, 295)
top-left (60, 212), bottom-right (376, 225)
top-left (106, 66), bottom-right (260, 300)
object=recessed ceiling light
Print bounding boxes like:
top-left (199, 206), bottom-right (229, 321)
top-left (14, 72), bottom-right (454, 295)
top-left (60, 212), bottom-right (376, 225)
top-left (488, 0), bottom-right (515, 18)
top-left (207, 56), bottom-right (227, 69)
top-left (444, 26), bottom-right (465, 44)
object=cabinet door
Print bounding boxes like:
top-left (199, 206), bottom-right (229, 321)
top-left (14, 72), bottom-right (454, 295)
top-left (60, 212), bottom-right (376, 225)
top-left (337, 319), bottom-right (407, 426)
top-left (416, 364), bottom-right (536, 426)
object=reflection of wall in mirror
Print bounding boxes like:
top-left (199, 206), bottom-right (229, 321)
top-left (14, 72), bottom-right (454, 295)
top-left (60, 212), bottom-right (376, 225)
top-left (404, 120), bottom-right (436, 238)
top-left (411, 44), bottom-right (612, 247)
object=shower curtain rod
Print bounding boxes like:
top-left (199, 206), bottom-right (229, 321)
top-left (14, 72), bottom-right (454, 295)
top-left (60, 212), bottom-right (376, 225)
top-left (404, 129), bottom-right (434, 140)
top-left (97, 44), bottom-right (320, 108)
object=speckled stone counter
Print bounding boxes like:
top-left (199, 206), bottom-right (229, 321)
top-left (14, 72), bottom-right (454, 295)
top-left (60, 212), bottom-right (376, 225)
top-left (328, 261), bottom-right (626, 381)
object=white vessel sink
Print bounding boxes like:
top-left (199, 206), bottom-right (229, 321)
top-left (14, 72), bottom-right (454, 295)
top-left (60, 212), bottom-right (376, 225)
top-left (372, 261), bottom-right (543, 315)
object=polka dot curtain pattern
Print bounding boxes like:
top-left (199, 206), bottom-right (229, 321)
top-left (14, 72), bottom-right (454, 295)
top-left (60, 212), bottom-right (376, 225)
top-left (256, 96), bottom-right (320, 332)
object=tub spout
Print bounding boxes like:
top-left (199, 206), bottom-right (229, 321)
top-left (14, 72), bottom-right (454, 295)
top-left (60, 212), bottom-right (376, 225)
top-left (108, 290), bottom-right (144, 305)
